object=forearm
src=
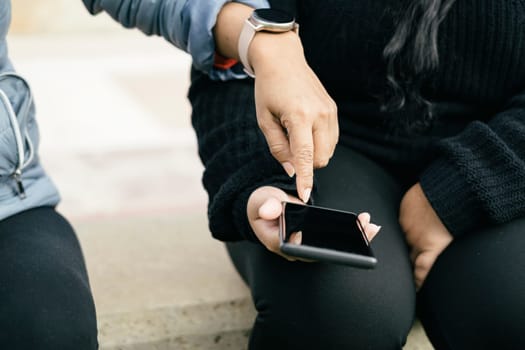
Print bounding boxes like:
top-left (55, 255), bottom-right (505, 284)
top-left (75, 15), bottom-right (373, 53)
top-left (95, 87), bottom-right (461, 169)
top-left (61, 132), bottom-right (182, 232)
top-left (420, 92), bottom-right (525, 236)
top-left (214, 2), bottom-right (254, 60)
top-left (82, 0), bottom-right (186, 46)
top-left (190, 70), bottom-right (295, 242)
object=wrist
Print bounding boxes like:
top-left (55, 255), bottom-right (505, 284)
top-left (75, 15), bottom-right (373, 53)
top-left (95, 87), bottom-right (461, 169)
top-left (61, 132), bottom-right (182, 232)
top-left (248, 31), bottom-right (305, 74)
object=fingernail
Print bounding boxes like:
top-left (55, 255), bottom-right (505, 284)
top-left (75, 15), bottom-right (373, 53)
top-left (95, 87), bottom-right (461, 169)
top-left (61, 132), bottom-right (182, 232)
top-left (302, 188), bottom-right (311, 203)
top-left (281, 162), bottom-right (295, 177)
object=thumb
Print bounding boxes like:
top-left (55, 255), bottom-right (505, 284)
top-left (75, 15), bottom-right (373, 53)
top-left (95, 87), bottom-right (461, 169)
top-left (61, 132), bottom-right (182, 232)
top-left (248, 186), bottom-right (295, 223)
top-left (258, 196), bottom-right (285, 220)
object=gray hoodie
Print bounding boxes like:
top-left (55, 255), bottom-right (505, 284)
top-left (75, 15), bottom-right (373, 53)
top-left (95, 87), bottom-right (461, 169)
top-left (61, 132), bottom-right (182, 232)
top-left (0, 1), bottom-right (60, 220)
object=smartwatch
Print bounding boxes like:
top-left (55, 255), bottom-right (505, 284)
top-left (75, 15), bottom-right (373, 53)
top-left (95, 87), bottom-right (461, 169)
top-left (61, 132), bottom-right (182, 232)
top-left (238, 8), bottom-right (299, 78)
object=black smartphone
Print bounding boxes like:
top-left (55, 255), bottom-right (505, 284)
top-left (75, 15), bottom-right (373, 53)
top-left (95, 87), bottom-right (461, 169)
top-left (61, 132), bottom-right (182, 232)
top-left (279, 202), bottom-right (377, 269)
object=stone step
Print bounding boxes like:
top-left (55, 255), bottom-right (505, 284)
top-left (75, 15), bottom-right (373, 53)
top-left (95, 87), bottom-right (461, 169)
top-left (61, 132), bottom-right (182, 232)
top-left (73, 213), bottom-right (432, 349)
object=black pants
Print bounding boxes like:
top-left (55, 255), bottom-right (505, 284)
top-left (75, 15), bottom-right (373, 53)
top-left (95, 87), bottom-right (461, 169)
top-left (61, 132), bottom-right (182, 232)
top-left (0, 207), bottom-right (98, 349)
top-left (227, 146), bottom-right (525, 350)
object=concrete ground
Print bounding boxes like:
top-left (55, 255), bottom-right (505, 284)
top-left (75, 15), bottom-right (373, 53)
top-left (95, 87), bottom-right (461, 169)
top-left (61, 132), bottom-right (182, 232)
top-left (8, 27), bottom-right (433, 349)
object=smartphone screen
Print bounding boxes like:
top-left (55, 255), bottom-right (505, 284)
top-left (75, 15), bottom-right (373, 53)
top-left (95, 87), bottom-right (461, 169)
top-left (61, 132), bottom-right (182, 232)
top-left (280, 202), bottom-right (377, 268)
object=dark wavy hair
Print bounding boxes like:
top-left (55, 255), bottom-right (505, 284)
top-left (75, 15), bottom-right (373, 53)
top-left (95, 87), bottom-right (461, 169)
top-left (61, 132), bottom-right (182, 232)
top-left (382, 0), bottom-right (456, 131)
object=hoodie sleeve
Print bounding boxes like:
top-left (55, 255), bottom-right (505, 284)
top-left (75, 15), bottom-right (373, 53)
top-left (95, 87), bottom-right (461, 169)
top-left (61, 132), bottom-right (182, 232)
top-left (81, 0), bottom-right (269, 77)
top-left (420, 89), bottom-right (525, 237)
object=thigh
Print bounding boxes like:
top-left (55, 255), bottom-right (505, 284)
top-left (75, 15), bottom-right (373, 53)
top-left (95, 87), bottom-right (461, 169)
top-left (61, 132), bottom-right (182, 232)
top-left (227, 146), bottom-right (416, 350)
top-left (418, 216), bottom-right (525, 350)
top-left (0, 207), bottom-right (98, 349)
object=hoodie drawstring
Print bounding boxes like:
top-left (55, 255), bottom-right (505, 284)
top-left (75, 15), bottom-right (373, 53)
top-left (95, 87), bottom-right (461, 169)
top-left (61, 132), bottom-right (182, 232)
top-left (0, 72), bottom-right (35, 199)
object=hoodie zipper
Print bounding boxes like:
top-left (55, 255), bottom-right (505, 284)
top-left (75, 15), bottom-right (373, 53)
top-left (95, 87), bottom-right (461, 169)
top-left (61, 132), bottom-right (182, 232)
top-left (0, 73), bottom-right (34, 199)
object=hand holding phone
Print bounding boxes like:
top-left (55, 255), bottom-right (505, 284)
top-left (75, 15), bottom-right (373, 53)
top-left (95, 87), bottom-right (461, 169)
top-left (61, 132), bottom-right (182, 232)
top-left (279, 202), bottom-right (378, 268)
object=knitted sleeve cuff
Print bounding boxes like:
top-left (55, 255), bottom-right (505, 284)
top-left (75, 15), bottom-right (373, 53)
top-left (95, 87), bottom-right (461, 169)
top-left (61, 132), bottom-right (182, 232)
top-left (419, 157), bottom-right (485, 237)
top-left (232, 178), bottom-right (297, 243)
top-left (207, 152), bottom-right (296, 242)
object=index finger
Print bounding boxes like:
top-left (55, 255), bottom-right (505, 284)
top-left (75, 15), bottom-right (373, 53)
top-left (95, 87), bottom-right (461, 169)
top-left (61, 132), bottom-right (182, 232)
top-left (287, 123), bottom-right (314, 202)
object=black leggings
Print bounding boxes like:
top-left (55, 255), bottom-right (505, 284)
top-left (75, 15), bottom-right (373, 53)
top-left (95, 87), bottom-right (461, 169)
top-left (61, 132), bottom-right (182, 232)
top-left (226, 146), bottom-right (525, 350)
top-left (0, 207), bottom-right (98, 349)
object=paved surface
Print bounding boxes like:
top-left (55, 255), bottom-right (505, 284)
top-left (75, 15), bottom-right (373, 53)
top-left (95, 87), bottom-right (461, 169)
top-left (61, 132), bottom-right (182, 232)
top-left (8, 29), bottom-right (432, 349)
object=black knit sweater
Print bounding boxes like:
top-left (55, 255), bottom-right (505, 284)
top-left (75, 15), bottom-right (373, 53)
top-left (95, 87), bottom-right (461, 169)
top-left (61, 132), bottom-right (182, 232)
top-left (190, 0), bottom-right (525, 242)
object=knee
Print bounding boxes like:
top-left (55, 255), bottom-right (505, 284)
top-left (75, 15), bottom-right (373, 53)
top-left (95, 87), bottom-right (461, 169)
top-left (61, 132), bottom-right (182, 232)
top-left (254, 305), bottom-right (410, 349)
top-left (0, 262), bottom-right (98, 349)
top-left (251, 273), bottom-right (414, 349)
top-left (419, 285), bottom-right (525, 349)
top-left (418, 224), bottom-right (525, 349)
top-left (0, 309), bottom-right (98, 350)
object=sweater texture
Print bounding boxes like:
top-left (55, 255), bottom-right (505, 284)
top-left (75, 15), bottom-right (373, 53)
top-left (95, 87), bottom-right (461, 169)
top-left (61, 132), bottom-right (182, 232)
top-left (190, 0), bottom-right (525, 241)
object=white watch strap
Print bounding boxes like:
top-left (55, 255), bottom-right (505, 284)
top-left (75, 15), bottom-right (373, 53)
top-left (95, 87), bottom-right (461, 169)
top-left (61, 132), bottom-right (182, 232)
top-left (238, 19), bottom-right (257, 78)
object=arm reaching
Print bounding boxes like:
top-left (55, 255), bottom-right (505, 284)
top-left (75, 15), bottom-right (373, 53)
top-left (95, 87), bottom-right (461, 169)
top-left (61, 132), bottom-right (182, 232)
top-left (214, 3), bottom-right (339, 202)
top-left (81, 0), bottom-right (269, 74)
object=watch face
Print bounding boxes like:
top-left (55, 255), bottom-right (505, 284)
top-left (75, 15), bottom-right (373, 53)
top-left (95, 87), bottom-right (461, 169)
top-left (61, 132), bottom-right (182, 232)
top-left (253, 8), bottom-right (295, 24)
